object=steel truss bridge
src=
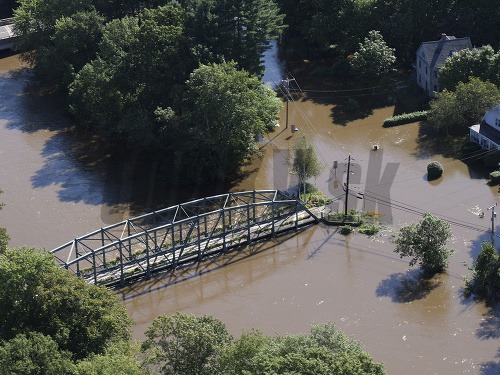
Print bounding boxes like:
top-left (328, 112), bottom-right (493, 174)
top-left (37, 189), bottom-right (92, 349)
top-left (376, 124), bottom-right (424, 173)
top-left (50, 190), bottom-right (319, 287)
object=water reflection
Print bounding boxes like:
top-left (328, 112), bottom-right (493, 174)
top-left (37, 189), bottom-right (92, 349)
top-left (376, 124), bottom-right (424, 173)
top-left (376, 269), bottom-right (442, 303)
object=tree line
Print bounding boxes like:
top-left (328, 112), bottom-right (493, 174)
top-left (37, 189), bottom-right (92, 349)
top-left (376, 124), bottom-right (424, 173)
top-left (14, 0), bottom-right (285, 183)
top-left (0, 246), bottom-right (387, 374)
top-left (277, 0), bottom-right (500, 66)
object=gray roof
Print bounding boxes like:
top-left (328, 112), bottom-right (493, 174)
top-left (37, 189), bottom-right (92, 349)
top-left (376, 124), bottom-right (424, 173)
top-left (417, 35), bottom-right (472, 69)
top-left (0, 23), bottom-right (14, 41)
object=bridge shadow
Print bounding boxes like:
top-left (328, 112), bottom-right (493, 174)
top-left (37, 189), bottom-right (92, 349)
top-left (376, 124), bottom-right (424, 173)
top-left (376, 268), bottom-right (442, 303)
top-left (117, 227), bottom-right (313, 300)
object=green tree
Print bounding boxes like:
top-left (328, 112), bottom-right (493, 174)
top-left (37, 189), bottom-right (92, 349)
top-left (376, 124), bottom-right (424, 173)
top-left (439, 46), bottom-right (499, 91)
top-left (428, 77), bottom-right (500, 134)
top-left (0, 332), bottom-right (75, 375)
top-left (180, 61), bottom-right (281, 182)
top-left (291, 134), bottom-right (322, 196)
top-left (467, 242), bottom-right (500, 299)
top-left (0, 189), bottom-right (9, 254)
top-left (394, 213), bottom-right (453, 273)
top-left (0, 247), bottom-right (131, 360)
top-left (212, 0), bottom-right (285, 75)
top-left (222, 323), bottom-right (386, 374)
top-left (142, 312), bottom-right (232, 375)
top-left (75, 342), bottom-right (146, 375)
top-left (350, 30), bottom-right (396, 80)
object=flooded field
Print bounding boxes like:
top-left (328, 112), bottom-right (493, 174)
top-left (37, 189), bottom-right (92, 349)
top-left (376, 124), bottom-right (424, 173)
top-left (0, 51), bottom-right (498, 374)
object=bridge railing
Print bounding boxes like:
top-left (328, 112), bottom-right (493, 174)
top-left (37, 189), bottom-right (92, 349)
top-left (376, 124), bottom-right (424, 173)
top-left (51, 190), bottom-right (315, 286)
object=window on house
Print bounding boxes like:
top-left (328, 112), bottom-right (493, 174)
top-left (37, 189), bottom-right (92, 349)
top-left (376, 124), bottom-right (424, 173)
top-left (418, 74), bottom-right (421, 83)
top-left (419, 59), bottom-right (421, 68)
top-left (434, 70), bottom-right (438, 78)
top-left (425, 67), bottom-right (428, 74)
top-left (434, 85), bottom-right (439, 92)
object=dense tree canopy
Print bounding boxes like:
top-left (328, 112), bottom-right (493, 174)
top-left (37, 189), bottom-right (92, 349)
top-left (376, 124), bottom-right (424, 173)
top-left (350, 30), bottom-right (396, 80)
top-left (277, 0), bottom-right (500, 65)
top-left (179, 61), bottom-right (281, 181)
top-left (394, 213), bottom-right (452, 273)
top-left (0, 247), bottom-right (131, 360)
top-left (428, 77), bottom-right (500, 134)
top-left (439, 45), bottom-right (500, 91)
top-left (466, 242), bottom-right (500, 300)
top-left (142, 313), bottom-right (386, 375)
top-left (142, 313), bottom-right (232, 375)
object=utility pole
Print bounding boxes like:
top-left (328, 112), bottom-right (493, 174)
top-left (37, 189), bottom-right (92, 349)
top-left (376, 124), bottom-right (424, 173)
top-left (487, 203), bottom-right (497, 245)
top-left (282, 78), bottom-right (295, 129)
top-left (344, 154), bottom-right (351, 216)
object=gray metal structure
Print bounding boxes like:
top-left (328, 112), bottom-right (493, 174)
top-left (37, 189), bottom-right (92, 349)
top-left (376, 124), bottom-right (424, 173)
top-left (50, 190), bottom-right (318, 287)
top-left (0, 18), bottom-right (15, 51)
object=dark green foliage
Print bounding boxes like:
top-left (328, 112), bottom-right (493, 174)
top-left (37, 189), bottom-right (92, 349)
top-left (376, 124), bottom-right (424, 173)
top-left (74, 342), bottom-right (146, 375)
top-left (489, 171), bottom-right (500, 185)
top-left (221, 323), bottom-right (386, 374)
top-left (0, 332), bottom-right (75, 375)
top-left (350, 30), bottom-right (396, 80)
top-left (439, 46), bottom-right (500, 91)
top-left (142, 312), bottom-right (233, 375)
top-left (345, 98), bottom-right (360, 112)
top-left (279, 0), bottom-right (500, 66)
top-left (428, 78), bottom-right (500, 135)
top-left (483, 151), bottom-right (500, 168)
top-left (358, 223), bottom-right (380, 236)
top-left (0, 247), bottom-right (131, 360)
top-left (427, 161), bottom-right (443, 180)
top-left (383, 110), bottom-right (428, 127)
top-left (466, 242), bottom-right (500, 299)
top-left (180, 61), bottom-right (281, 181)
top-left (394, 213), bottom-right (452, 273)
top-left (143, 314), bottom-right (386, 375)
top-left (340, 225), bottom-right (354, 235)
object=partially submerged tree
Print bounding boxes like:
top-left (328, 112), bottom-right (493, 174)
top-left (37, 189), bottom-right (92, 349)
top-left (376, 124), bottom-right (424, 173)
top-left (394, 213), bottom-right (452, 274)
top-left (290, 134), bottom-right (322, 197)
top-left (466, 242), bottom-right (500, 300)
top-left (427, 77), bottom-right (500, 134)
top-left (350, 30), bottom-right (396, 80)
top-left (180, 61), bottom-right (281, 182)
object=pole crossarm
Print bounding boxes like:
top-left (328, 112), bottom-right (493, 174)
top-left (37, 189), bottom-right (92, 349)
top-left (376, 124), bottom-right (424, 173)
top-left (50, 190), bottom-right (319, 287)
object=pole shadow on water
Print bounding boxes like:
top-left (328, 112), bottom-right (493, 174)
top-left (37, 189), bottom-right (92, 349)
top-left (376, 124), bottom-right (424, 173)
top-left (376, 268), bottom-right (442, 303)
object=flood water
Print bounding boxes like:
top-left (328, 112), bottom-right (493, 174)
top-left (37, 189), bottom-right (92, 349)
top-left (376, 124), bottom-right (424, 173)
top-left (0, 49), bottom-right (499, 374)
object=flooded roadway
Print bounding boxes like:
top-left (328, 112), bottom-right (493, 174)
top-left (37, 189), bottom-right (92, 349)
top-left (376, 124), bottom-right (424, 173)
top-left (0, 51), bottom-right (499, 374)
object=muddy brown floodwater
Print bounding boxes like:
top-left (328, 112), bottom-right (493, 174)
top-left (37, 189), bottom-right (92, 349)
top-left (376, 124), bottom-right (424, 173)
top-left (0, 49), bottom-right (499, 374)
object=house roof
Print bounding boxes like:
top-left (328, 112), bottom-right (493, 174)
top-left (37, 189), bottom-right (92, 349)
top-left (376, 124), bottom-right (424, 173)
top-left (483, 104), bottom-right (500, 127)
top-left (417, 34), bottom-right (472, 69)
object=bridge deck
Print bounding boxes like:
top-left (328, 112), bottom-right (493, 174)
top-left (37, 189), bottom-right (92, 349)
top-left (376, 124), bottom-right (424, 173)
top-left (51, 190), bottom-right (321, 287)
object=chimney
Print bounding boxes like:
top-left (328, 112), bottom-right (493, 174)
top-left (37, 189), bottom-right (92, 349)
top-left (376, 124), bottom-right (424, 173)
top-left (441, 33), bottom-right (447, 41)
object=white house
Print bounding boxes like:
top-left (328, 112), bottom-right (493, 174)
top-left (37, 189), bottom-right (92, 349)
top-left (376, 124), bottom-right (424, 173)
top-left (470, 105), bottom-right (500, 150)
top-left (415, 34), bottom-right (472, 97)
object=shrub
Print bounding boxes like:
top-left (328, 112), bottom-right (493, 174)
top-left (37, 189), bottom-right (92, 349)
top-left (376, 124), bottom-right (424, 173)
top-left (483, 150), bottom-right (500, 168)
top-left (427, 161), bottom-right (443, 180)
top-left (345, 98), bottom-right (359, 112)
top-left (489, 170), bottom-right (500, 185)
top-left (383, 110), bottom-right (428, 127)
top-left (339, 225), bottom-right (353, 235)
top-left (358, 223), bottom-right (380, 236)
